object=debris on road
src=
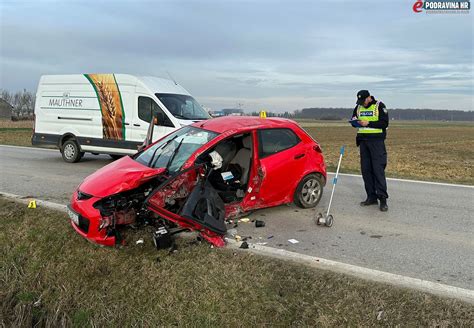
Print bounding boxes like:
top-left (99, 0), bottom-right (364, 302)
top-left (267, 235), bottom-right (274, 239)
top-left (239, 218), bottom-right (250, 223)
top-left (255, 220), bottom-right (265, 228)
top-left (288, 239), bottom-right (299, 244)
top-left (240, 241), bottom-right (249, 249)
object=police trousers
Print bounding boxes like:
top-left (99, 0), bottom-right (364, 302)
top-left (359, 139), bottom-right (388, 200)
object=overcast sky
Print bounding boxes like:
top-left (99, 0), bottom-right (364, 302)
top-left (1, 0), bottom-right (473, 111)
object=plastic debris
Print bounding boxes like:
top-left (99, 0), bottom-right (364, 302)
top-left (239, 218), bottom-right (250, 223)
top-left (377, 310), bottom-right (384, 321)
top-left (288, 239), bottom-right (299, 244)
top-left (240, 241), bottom-right (249, 249)
top-left (227, 228), bottom-right (237, 237)
top-left (267, 235), bottom-right (274, 239)
top-left (235, 235), bottom-right (242, 242)
top-left (135, 238), bottom-right (144, 245)
top-left (255, 220), bottom-right (265, 228)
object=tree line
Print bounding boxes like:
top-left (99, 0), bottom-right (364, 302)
top-left (0, 89), bottom-right (35, 120)
top-left (249, 107), bottom-right (473, 121)
top-left (1, 89), bottom-right (472, 122)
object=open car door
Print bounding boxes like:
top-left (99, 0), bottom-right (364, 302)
top-left (144, 165), bottom-right (227, 247)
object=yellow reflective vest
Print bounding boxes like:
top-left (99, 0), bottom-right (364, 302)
top-left (357, 101), bottom-right (383, 134)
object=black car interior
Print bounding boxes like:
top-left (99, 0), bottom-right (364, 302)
top-left (198, 133), bottom-right (253, 203)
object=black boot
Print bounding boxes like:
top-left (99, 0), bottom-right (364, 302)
top-left (379, 198), bottom-right (388, 212)
top-left (360, 198), bottom-right (378, 206)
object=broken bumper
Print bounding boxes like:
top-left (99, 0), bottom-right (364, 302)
top-left (69, 191), bottom-right (116, 247)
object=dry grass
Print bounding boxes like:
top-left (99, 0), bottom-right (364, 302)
top-left (1, 198), bottom-right (473, 327)
top-left (0, 119), bottom-right (33, 129)
top-left (303, 121), bottom-right (474, 184)
top-left (0, 119), bottom-right (472, 184)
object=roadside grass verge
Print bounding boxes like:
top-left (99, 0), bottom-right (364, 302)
top-left (1, 198), bottom-right (473, 327)
top-left (0, 119), bottom-right (33, 147)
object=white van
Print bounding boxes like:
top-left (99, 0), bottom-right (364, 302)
top-left (32, 74), bottom-right (210, 162)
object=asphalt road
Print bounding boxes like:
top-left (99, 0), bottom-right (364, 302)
top-left (1, 145), bottom-right (473, 290)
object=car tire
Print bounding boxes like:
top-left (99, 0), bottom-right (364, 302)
top-left (109, 154), bottom-right (123, 160)
top-left (61, 139), bottom-right (83, 163)
top-left (294, 173), bottom-right (323, 208)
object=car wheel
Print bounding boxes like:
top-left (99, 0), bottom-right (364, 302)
top-left (61, 139), bottom-right (83, 163)
top-left (294, 173), bottom-right (323, 208)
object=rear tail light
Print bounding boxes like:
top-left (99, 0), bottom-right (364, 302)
top-left (313, 144), bottom-right (322, 153)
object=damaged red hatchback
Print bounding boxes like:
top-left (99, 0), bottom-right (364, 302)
top-left (69, 116), bottom-right (326, 247)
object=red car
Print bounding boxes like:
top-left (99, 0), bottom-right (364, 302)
top-left (68, 116), bottom-right (326, 247)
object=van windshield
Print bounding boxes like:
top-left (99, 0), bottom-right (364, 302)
top-left (156, 93), bottom-right (211, 120)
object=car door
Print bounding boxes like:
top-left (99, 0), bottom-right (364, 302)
top-left (131, 95), bottom-right (176, 143)
top-left (144, 163), bottom-right (227, 247)
top-left (254, 128), bottom-right (306, 207)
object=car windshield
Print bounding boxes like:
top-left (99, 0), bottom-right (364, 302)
top-left (135, 126), bottom-right (218, 173)
top-left (156, 93), bottom-right (211, 120)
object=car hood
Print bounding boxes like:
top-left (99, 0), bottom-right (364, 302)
top-left (79, 156), bottom-right (165, 197)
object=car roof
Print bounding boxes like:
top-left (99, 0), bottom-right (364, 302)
top-left (192, 116), bottom-right (299, 134)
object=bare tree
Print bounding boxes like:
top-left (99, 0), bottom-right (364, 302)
top-left (1, 89), bottom-right (13, 104)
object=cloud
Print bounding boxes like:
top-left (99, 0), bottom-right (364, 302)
top-left (0, 0), bottom-right (472, 110)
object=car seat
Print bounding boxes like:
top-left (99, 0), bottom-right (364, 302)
top-left (229, 135), bottom-right (252, 184)
top-left (214, 140), bottom-right (237, 171)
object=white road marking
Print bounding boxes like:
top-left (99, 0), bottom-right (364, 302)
top-left (226, 239), bottom-right (474, 304)
top-left (327, 172), bottom-right (474, 188)
top-left (2, 191), bottom-right (472, 304)
top-left (0, 144), bottom-right (57, 152)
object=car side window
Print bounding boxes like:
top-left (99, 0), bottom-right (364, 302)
top-left (258, 128), bottom-right (301, 158)
top-left (138, 96), bottom-right (174, 127)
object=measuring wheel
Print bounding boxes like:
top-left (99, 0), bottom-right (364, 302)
top-left (315, 213), bottom-right (323, 225)
top-left (325, 214), bottom-right (334, 227)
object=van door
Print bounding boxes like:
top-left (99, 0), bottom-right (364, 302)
top-left (131, 95), bottom-right (177, 143)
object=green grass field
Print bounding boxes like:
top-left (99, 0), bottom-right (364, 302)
top-left (0, 119), bottom-right (473, 184)
top-left (1, 198), bottom-right (473, 327)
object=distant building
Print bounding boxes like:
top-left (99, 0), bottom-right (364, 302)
top-left (209, 110), bottom-right (225, 117)
top-left (0, 98), bottom-right (13, 119)
top-left (221, 108), bottom-right (244, 116)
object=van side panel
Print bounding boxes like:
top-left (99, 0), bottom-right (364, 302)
top-left (34, 75), bottom-right (103, 146)
top-left (33, 74), bottom-right (142, 153)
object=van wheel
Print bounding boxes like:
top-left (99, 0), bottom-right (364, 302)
top-left (109, 154), bottom-right (123, 160)
top-left (294, 173), bottom-right (323, 208)
top-left (61, 139), bottom-right (83, 163)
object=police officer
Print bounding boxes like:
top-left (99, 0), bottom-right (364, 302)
top-left (352, 90), bottom-right (389, 211)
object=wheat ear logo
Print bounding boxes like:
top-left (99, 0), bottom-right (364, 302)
top-left (85, 74), bottom-right (125, 140)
